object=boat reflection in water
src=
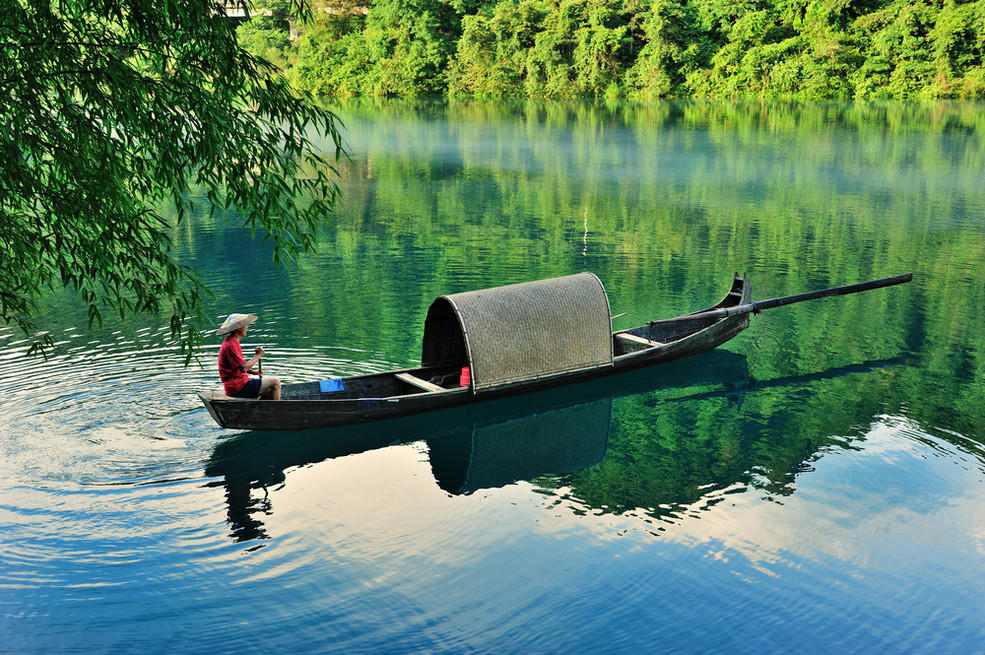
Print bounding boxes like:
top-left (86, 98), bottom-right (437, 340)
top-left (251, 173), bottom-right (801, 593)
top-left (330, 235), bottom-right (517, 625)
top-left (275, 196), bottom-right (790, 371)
top-left (426, 396), bottom-right (612, 495)
top-left (204, 349), bottom-right (901, 543)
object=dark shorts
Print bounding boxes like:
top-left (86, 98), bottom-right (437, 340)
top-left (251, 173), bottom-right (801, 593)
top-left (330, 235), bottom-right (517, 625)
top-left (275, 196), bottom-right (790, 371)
top-left (230, 378), bottom-right (262, 399)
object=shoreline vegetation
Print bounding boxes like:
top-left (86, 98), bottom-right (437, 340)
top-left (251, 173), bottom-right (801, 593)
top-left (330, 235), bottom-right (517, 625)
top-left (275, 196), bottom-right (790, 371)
top-left (238, 0), bottom-right (985, 100)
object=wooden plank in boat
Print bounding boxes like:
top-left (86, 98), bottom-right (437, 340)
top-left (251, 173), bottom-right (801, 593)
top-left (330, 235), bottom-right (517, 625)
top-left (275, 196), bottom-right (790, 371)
top-left (616, 333), bottom-right (664, 348)
top-left (395, 372), bottom-right (446, 393)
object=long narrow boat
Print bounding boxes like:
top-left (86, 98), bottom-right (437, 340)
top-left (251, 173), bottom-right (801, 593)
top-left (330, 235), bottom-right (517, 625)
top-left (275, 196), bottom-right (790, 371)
top-left (199, 271), bottom-right (912, 430)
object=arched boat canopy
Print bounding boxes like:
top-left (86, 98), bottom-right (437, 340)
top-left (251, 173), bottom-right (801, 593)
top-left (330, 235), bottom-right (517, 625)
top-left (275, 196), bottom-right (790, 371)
top-left (421, 273), bottom-right (613, 393)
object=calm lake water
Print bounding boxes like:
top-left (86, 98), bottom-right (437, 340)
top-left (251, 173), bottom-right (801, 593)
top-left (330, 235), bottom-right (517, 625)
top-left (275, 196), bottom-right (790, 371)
top-left (3, 100), bottom-right (985, 653)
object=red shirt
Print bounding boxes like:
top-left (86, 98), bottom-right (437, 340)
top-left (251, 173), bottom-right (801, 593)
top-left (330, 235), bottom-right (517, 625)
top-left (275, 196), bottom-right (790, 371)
top-left (218, 338), bottom-right (249, 395)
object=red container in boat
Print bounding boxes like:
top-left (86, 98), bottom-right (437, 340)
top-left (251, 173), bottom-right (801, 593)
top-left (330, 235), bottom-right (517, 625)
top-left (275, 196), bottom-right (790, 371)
top-left (459, 366), bottom-right (471, 387)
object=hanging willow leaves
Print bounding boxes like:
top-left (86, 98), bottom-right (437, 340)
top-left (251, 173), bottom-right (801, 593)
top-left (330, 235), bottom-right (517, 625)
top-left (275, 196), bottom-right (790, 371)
top-left (0, 0), bottom-right (344, 360)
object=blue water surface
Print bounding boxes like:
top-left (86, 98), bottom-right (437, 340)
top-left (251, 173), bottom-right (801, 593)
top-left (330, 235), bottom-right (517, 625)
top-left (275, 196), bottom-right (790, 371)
top-left (2, 100), bottom-right (985, 654)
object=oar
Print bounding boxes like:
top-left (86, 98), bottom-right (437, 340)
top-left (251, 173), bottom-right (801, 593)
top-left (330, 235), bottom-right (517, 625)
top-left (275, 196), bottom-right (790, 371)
top-left (653, 272), bottom-right (913, 323)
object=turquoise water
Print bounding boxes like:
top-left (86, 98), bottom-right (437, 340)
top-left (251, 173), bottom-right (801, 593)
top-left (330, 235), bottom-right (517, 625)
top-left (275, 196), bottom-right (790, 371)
top-left (2, 100), bottom-right (985, 653)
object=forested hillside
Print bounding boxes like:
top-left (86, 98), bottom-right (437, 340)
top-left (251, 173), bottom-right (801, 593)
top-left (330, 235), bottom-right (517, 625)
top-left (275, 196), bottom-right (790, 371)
top-left (238, 0), bottom-right (985, 98)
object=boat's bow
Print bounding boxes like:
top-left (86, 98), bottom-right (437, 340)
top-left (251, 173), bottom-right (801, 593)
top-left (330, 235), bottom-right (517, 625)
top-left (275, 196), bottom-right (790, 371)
top-left (612, 273), bottom-right (751, 364)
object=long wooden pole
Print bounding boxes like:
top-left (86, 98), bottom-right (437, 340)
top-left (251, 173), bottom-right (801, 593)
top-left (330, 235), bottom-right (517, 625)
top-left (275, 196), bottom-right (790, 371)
top-left (653, 272), bottom-right (913, 323)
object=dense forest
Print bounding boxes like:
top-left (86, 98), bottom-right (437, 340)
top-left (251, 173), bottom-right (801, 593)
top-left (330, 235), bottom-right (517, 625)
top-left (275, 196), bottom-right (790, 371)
top-left (237, 0), bottom-right (985, 98)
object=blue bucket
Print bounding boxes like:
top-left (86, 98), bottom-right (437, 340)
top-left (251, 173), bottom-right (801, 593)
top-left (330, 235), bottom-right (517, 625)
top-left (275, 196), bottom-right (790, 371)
top-left (319, 378), bottom-right (344, 393)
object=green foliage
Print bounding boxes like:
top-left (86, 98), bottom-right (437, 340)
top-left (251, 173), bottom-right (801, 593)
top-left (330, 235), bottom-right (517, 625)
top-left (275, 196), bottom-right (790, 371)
top-left (849, 0), bottom-right (985, 99)
top-left (362, 0), bottom-right (462, 96)
top-left (264, 0), bottom-right (462, 97)
top-left (447, 1), bottom-right (546, 96)
top-left (623, 0), bottom-right (717, 97)
top-left (237, 15), bottom-right (292, 70)
top-left (0, 0), bottom-right (343, 359)
top-left (291, 13), bottom-right (373, 96)
top-left (453, 0), bottom-right (637, 97)
top-left (247, 0), bottom-right (985, 98)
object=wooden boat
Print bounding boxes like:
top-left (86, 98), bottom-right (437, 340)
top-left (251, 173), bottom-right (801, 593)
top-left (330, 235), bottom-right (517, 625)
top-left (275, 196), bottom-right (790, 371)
top-left (199, 271), bottom-right (912, 431)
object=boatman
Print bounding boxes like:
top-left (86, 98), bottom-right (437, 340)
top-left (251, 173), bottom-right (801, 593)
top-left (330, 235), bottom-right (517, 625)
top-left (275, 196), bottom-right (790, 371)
top-left (216, 313), bottom-right (282, 400)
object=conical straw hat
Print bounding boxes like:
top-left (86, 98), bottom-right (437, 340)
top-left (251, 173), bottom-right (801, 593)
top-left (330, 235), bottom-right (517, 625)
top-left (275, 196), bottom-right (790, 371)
top-left (216, 313), bottom-right (257, 336)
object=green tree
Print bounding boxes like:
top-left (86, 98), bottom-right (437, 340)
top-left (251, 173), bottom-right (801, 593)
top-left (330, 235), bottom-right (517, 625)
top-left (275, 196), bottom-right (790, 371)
top-left (245, 0), bottom-right (985, 99)
top-left (447, 0), bottom-right (545, 96)
top-left (623, 0), bottom-right (716, 98)
top-left (237, 14), bottom-right (292, 71)
top-left (360, 0), bottom-right (463, 96)
top-left (850, 0), bottom-right (985, 99)
top-left (290, 2), bottom-right (375, 96)
top-left (0, 0), bottom-right (343, 358)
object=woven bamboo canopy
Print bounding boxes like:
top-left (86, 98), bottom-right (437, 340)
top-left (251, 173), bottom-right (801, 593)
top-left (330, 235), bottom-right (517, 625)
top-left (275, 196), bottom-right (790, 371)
top-left (421, 273), bottom-right (614, 393)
